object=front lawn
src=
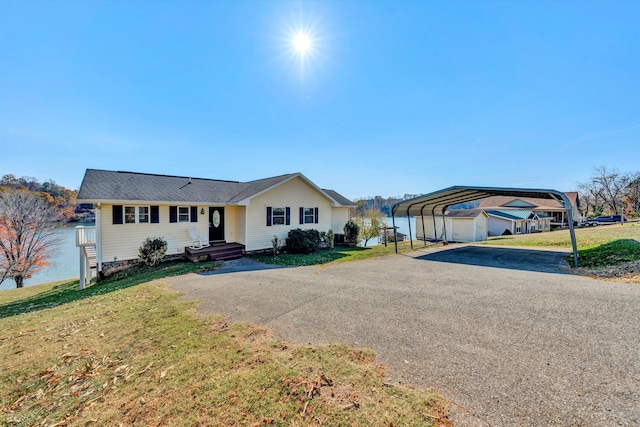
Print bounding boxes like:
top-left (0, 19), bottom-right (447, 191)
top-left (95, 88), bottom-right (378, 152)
top-left (0, 262), bottom-right (450, 427)
top-left (481, 222), bottom-right (640, 282)
top-left (251, 240), bottom-right (419, 267)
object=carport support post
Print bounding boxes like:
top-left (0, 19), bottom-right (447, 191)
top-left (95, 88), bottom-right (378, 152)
top-left (406, 208), bottom-right (413, 249)
top-left (566, 204), bottom-right (579, 268)
top-left (431, 207), bottom-right (438, 242)
top-left (420, 206), bottom-right (427, 244)
top-left (392, 213), bottom-right (398, 253)
top-left (441, 207), bottom-right (448, 242)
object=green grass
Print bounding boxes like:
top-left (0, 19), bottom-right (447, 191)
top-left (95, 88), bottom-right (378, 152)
top-left (481, 222), bottom-right (640, 268)
top-left (0, 260), bottom-right (220, 319)
top-left (251, 240), bottom-right (423, 267)
top-left (0, 263), bottom-right (448, 426)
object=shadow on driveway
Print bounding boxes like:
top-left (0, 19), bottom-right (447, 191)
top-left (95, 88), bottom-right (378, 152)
top-left (416, 245), bottom-right (570, 274)
top-left (197, 258), bottom-right (285, 276)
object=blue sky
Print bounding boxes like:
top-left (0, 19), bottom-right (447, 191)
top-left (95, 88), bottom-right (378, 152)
top-left (1, 0), bottom-right (638, 200)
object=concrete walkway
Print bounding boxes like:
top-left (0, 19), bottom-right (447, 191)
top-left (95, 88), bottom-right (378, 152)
top-left (166, 245), bottom-right (640, 426)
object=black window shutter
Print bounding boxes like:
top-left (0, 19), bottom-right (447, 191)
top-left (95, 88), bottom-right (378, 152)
top-left (314, 207), bottom-right (319, 224)
top-left (112, 205), bottom-right (123, 224)
top-left (266, 207), bottom-right (272, 226)
top-left (286, 207), bottom-right (291, 225)
top-left (190, 206), bottom-right (198, 222)
top-left (299, 207), bottom-right (304, 224)
top-left (169, 206), bottom-right (177, 223)
top-left (151, 206), bottom-right (160, 223)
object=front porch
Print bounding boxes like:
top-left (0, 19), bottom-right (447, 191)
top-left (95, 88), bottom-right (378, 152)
top-left (185, 242), bottom-right (245, 262)
top-left (75, 226), bottom-right (97, 289)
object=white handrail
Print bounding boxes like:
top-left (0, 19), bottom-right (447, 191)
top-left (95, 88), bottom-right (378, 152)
top-left (75, 226), bottom-right (96, 247)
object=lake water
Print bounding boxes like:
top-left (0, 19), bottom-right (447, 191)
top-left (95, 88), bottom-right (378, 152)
top-left (0, 224), bottom-right (85, 291)
top-left (0, 217), bottom-right (417, 290)
top-left (360, 216), bottom-right (417, 246)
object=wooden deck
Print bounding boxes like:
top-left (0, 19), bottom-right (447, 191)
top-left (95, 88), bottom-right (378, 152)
top-left (185, 242), bottom-right (245, 261)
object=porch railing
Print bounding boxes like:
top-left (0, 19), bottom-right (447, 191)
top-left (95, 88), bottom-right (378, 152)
top-left (75, 226), bottom-right (96, 247)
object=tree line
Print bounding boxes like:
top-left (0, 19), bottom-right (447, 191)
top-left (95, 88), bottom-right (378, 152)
top-left (578, 167), bottom-right (640, 218)
top-left (0, 174), bottom-right (78, 222)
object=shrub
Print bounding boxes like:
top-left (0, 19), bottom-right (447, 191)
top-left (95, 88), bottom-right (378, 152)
top-left (286, 229), bottom-right (321, 254)
top-left (324, 229), bottom-right (335, 249)
top-left (138, 237), bottom-right (168, 267)
top-left (344, 220), bottom-right (360, 247)
top-left (271, 235), bottom-right (281, 257)
top-left (501, 229), bottom-right (512, 236)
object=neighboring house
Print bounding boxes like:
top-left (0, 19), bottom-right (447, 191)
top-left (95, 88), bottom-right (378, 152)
top-left (416, 209), bottom-right (489, 242)
top-left (478, 192), bottom-right (580, 226)
top-left (77, 169), bottom-right (355, 276)
top-left (484, 210), bottom-right (551, 236)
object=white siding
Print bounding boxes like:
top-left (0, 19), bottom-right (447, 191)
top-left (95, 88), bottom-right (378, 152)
top-left (331, 207), bottom-right (351, 234)
top-left (100, 204), bottom-right (210, 263)
top-left (417, 215), bottom-right (488, 242)
top-left (231, 206), bottom-right (246, 246)
top-left (416, 216), bottom-right (452, 241)
top-left (452, 218), bottom-right (474, 242)
top-left (488, 217), bottom-right (514, 236)
top-left (244, 177), bottom-right (333, 251)
top-left (475, 215), bottom-right (488, 241)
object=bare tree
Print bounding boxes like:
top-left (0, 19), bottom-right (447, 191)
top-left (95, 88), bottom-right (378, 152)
top-left (354, 207), bottom-right (387, 246)
top-left (622, 173), bottom-right (640, 216)
top-left (0, 189), bottom-right (63, 288)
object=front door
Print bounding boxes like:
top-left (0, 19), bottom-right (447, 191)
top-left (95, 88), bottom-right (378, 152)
top-left (209, 207), bottom-right (225, 242)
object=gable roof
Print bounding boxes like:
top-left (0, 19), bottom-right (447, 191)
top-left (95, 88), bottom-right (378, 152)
top-left (478, 194), bottom-right (575, 210)
top-left (485, 209), bottom-right (534, 221)
top-left (77, 169), bottom-right (354, 206)
top-left (501, 199), bottom-right (538, 208)
top-left (322, 189), bottom-right (357, 207)
top-left (444, 208), bottom-right (487, 218)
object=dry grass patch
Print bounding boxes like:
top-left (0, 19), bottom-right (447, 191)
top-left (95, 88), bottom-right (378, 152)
top-left (1, 282), bottom-right (450, 426)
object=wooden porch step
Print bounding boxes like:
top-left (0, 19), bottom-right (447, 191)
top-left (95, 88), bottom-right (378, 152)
top-left (185, 242), bottom-right (245, 261)
top-left (83, 245), bottom-right (97, 268)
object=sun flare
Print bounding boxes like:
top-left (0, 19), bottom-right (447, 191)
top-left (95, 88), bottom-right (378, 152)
top-left (273, 9), bottom-right (330, 81)
top-left (293, 32), bottom-right (311, 54)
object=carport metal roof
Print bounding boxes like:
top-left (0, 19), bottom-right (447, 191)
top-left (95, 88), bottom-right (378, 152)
top-left (390, 186), bottom-right (579, 267)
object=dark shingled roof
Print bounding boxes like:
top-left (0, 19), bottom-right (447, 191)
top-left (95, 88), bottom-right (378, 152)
top-left (77, 169), bottom-right (354, 206)
top-left (322, 189), bottom-right (357, 207)
top-left (444, 208), bottom-right (486, 218)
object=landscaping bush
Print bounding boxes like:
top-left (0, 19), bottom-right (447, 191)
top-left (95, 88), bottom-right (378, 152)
top-left (286, 229), bottom-right (321, 254)
top-left (324, 229), bottom-right (335, 249)
top-left (344, 220), bottom-right (360, 247)
top-left (138, 237), bottom-right (168, 267)
top-left (271, 235), bottom-right (281, 257)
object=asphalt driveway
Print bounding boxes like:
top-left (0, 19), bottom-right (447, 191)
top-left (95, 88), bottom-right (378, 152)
top-left (166, 245), bottom-right (640, 426)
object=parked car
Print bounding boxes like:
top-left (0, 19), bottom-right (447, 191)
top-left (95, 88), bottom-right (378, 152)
top-left (583, 215), bottom-right (627, 226)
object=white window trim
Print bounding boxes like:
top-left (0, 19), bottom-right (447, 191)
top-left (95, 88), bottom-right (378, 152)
top-left (303, 207), bottom-right (314, 224)
top-left (124, 206), bottom-right (136, 224)
top-left (124, 206), bottom-right (151, 224)
top-left (272, 207), bottom-right (286, 226)
top-left (178, 206), bottom-right (190, 223)
top-left (138, 206), bottom-right (150, 224)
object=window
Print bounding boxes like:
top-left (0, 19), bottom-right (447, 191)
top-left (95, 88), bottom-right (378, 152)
top-left (267, 207), bottom-right (290, 226)
top-left (272, 207), bottom-right (285, 225)
top-left (304, 208), bottom-right (314, 224)
top-left (124, 206), bottom-right (136, 224)
top-left (178, 206), bottom-right (190, 223)
top-left (139, 206), bottom-right (149, 223)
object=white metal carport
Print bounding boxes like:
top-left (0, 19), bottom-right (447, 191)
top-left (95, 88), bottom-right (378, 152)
top-left (390, 186), bottom-right (579, 267)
